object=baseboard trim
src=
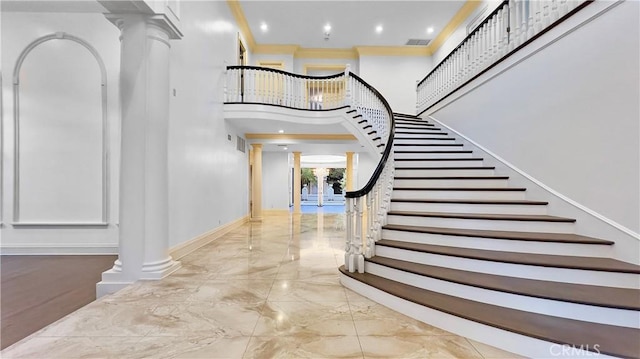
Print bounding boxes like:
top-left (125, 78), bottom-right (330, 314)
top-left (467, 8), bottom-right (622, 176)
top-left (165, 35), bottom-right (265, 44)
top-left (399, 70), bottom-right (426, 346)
top-left (0, 244), bottom-right (118, 255)
top-left (428, 115), bottom-right (640, 241)
top-left (169, 215), bottom-right (250, 260)
top-left (263, 209), bottom-right (290, 215)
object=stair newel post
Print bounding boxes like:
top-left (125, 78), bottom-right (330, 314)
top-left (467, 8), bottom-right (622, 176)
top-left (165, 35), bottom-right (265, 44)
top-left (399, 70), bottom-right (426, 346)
top-left (223, 65), bottom-right (229, 103)
top-left (345, 197), bottom-right (355, 272)
top-left (365, 193), bottom-right (374, 259)
top-left (508, 0), bottom-right (516, 50)
top-left (355, 196), bottom-right (365, 273)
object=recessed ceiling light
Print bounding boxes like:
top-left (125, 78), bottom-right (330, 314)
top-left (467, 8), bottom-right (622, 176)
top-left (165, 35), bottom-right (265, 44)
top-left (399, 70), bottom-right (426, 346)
top-left (260, 22), bottom-right (268, 32)
top-left (324, 24), bottom-right (332, 32)
top-left (427, 27), bottom-right (434, 34)
top-left (278, 129), bottom-right (284, 133)
top-left (375, 25), bottom-right (383, 34)
top-left (283, 146), bottom-right (288, 150)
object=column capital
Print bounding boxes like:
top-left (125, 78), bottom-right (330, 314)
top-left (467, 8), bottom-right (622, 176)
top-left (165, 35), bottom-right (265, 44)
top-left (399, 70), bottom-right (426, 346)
top-left (251, 143), bottom-right (263, 150)
top-left (105, 13), bottom-right (183, 40)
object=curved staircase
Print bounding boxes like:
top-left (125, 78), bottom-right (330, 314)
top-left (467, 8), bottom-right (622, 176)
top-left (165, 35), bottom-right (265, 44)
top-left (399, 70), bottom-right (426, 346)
top-left (340, 114), bottom-right (640, 359)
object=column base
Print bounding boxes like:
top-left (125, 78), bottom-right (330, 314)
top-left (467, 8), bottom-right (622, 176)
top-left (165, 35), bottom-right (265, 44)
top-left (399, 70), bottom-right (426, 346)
top-left (140, 257), bottom-right (181, 280)
top-left (251, 217), bottom-right (263, 222)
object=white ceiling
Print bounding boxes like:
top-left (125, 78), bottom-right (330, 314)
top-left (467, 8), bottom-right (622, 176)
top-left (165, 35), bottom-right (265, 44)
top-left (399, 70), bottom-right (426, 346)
top-left (241, 0), bottom-right (467, 48)
top-left (0, 0), bottom-right (107, 13)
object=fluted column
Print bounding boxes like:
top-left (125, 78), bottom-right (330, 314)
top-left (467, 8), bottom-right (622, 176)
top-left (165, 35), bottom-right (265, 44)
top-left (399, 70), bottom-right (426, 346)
top-left (346, 152), bottom-right (354, 191)
top-left (293, 152), bottom-right (301, 214)
top-left (251, 144), bottom-right (263, 221)
top-left (98, 14), bottom-right (181, 297)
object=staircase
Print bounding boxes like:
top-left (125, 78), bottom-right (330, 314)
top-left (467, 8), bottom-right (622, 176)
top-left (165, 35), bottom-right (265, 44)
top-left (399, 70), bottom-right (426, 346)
top-left (340, 114), bottom-right (640, 359)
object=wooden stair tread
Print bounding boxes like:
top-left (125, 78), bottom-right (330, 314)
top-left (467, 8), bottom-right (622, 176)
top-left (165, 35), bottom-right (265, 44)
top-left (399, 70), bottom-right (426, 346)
top-left (340, 267), bottom-right (640, 359)
top-left (387, 211), bottom-right (576, 222)
top-left (394, 143), bottom-right (463, 147)
top-left (394, 150), bottom-right (472, 154)
top-left (396, 158), bottom-right (481, 161)
top-left (395, 130), bottom-right (446, 133)
top-left (375, 239), bottom-right (640, 273)
top-left (395, 166), bottom-right (494, 170)
top-left (394, 137), bottom-right (455, 141)
top-left (395, 176), bottom-right (508, 180)
top-left (368, 256), bottom-right (639, 309)
top-left (393, 187), bottom-right (524, 191)
top-left (382, 224), bottom-right (612, 244)
top-left (390, 198), bottom-right (547, 205)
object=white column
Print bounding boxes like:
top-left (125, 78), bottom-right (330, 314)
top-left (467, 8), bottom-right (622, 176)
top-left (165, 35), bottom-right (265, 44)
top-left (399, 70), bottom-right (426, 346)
top-left (251, 143), bottom-right (263, 221)
top-left (98, 14), bottom-right (181, 297)
top-left (293, 152), bottom-right (301, 214)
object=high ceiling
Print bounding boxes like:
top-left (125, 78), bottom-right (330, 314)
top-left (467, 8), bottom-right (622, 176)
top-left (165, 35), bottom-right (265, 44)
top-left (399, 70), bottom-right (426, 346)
top-left (240, 1), bottom-right (467, 49)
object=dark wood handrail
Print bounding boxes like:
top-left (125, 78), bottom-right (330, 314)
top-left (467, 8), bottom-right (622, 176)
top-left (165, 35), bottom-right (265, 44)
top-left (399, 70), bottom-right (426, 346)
top-left (345, 73), bottom-right (395, 199)
top-left (417, 0), bottom-right (509, 87)
top-left (227, 65), bottom-right (344, 80)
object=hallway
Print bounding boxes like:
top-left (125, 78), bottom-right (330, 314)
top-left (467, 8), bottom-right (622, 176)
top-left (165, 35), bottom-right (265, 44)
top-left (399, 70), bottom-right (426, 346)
top-left (1, 213), bottom-right (519, 358)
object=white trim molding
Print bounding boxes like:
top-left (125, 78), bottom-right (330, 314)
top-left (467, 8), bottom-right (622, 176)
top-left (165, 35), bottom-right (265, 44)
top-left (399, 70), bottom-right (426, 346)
top-left (11, 32), bottom-right (110, 225)
top-left (169, 215), bottom-right (250, 260)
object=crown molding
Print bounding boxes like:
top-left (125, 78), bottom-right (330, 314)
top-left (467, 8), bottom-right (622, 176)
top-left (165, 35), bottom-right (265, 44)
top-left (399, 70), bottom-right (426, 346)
top-left (226, 0), bottom-right (256, 51)
top-left (246, 134), bottom-right (357, 141)
top-left (294, 48), bottom-right (358, 59)
top-left (426, 0), bottom-right (482, 55)
top-left (355, 46), bottom-right (431, 57)
top-left (254, 44), bottom-right (300, 55)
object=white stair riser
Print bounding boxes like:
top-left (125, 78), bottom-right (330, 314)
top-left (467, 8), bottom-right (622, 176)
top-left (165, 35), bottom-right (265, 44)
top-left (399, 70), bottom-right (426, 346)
top-left (395, 124), bottom-right (437, 129)
top-left (392, 189), bottom-right (526, 200)
top-left (395, 132), bottom-right (448, 138)
top-left (394, 168), bottom-right (495, 177)
top-left (381, 229), bottom-right (610, 257)
top-left (395, 160), bottom-right (484, 168)
top-left (365, 262), bottom-right (639, 328)
top-left (393, 145), bottom-right (465, 152)
top-left (386, 215), bottom-right (575, 233)
top-left (374, 246), bottom-right (639, 288)
top-left (394, 139), bottom-right (457, 145)
top-left (389, 201), bottom-right (548, 215)
top-left (393, 178), bottom-right (508, 188)
top-left (340, 274), bottom-right (622, 359)
top-left (394, 152), bottom-right (474, 159)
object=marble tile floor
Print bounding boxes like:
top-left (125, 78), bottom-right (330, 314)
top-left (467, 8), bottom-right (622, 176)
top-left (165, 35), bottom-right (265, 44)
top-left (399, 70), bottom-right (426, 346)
top-left (1, 213), bottom-right (523, 359)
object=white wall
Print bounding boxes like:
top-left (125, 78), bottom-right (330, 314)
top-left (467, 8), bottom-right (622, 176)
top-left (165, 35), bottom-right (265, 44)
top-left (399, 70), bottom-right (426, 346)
top-left (1, 11), bottom-right (121, 253)
top-left (355, 152), bottom-right (378, 191)
top-left (262, 151), bottom-right (290, 210)
top-left (167, 0), bottom-right (249, 247)
top-left (359, 55), bottom-right (431, 114)
top-left (293, 57), bottom-right (358, 75)
top-left (430, 1), bottom-right (640, 234)
top-left (252, 53), bottom-right (294, 72)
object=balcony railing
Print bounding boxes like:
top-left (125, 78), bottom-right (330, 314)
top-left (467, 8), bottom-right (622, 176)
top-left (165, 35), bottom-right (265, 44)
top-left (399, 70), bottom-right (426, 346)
top-left (417, 0), bottom-right (591, 114)
top-left (224, 66), bottom-right (395, 274)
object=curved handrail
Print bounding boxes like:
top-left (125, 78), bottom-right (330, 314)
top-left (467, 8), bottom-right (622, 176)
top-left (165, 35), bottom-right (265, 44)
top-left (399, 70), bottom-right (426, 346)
top-left (345, 73), bottom-right (395, 199)
top-left (227, 65), bottom-right (345, 80)
top-left (224, 65), bottom-right (396, 274)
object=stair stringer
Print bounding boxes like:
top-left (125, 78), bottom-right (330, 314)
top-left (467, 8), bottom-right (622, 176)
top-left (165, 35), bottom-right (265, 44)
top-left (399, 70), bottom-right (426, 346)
top-left (426, 115), bottom-right (640, 266)
top-left (340, 272), bottom-right (621, 359)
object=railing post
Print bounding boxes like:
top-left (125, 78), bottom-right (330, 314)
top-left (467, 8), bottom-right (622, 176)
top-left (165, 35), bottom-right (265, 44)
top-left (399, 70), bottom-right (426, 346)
top-left (355, 196), bottom-right (365, 273)
top-left (345, 197), bottom-right (356, 272)
top-left (345, 64), bottom-right (352, 107)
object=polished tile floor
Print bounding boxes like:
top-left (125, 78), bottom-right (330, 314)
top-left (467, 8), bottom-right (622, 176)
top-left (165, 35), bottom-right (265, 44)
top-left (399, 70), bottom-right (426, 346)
top-left (1, 213), bottom-right (521, 358)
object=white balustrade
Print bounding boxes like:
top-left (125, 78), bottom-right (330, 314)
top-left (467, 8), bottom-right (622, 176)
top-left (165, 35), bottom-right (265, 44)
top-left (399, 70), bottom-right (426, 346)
top-left (416, 0), bottom-right (588, 113)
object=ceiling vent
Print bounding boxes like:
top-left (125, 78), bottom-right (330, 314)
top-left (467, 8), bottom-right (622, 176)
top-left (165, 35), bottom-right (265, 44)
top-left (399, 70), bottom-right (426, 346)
top-left (405, 39), bottom-right (431, 46)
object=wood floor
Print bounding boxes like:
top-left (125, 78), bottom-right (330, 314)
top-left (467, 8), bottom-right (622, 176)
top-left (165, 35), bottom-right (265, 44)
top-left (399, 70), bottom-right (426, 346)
top-left (1, 255), bottom-right (117, 350)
